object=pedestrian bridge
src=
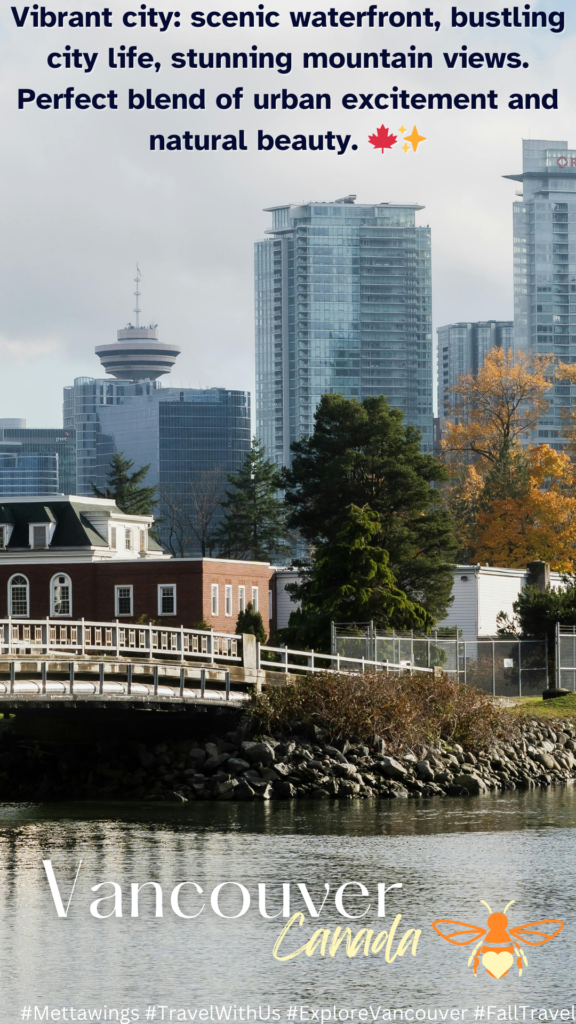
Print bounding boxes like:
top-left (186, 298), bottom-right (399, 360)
top-left (0, 616), bottom-right (415, 709)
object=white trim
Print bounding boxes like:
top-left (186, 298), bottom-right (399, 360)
top-left (157, 583), bottom-right (177, 617)
top-left (251, 586), bottom-right (259, 613)
top-left (115, 584), bottom-right (133, 617)
top-left (8, 573), bottom-right (29, 618)
top-left (225, 584), bottom-right (232, 617)
top-left (50, 572), bottom-right (73, 617)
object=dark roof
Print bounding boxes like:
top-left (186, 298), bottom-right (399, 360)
top-left (0, 499), bottom-right (162, 551)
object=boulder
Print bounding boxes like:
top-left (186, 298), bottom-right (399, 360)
top-left (227, 757), bottom-right (251, 774)
top-left (379, 757), bottom-right (408, 779)
top-left (453, 773), bottom-right (488, 795)
top-left (241, 741), bottom-right (276, 766)
top-left (203, 753), bottom-right (230, 774)
top-left (273, 780), bottom-right (297, 799)
top-left (534, 751), bottom-right (557, 771)
top-left (204, 742), bottom-right (219, 758)
top-left (234, 780), bottom-right (255, 801)
top-left (324, 746), bottom-right (348, 764)
top-left (387, 782), bottom-right (409, 798)
top-left (416, 760), bottom-right (435, 781)
top-left (189, 748), bottom-right (206, 766)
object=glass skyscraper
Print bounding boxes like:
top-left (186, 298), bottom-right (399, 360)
top-left (63, 380), bottom-right (251, 553)
top-left (506, 139), bottom-right (576, 447)
top-left (0, 421), bottom-right (77, 494)
top-left (436, 321), bottom-right (514, 418)
top-left (0, 453), bottom-right (59, 496)
top-left (255, 196), bottom-right (433, 465)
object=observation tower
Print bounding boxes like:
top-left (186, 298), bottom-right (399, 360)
top-left (95, 267), bottom-right (181, 381)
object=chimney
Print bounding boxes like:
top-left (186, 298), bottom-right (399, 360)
top-left (526, 560), bottom-right (550, 593)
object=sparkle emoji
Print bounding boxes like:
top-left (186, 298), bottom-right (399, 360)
top-left (403, 125), bottom-right (426, 152)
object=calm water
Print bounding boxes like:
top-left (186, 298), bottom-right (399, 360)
top-left (0, 791), bottom-right (575, 1019)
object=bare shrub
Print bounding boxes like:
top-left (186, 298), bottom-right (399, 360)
top-left (246, 670), bottom-right (513, 752)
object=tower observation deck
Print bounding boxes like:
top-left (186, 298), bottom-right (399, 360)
top-left (95, 267), bottom-right (181, 381)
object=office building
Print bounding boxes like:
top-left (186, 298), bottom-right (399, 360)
top-left (0, 420), bottom-right (76, 494)
top-left (436, 321), bottom-right (514, 418)
top-left (506, 139), bottom-right (576, 446)
top-left (255, 195), bottom-right (433, 465)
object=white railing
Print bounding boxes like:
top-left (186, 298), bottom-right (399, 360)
top-left (257, 643), bottom-right (432, 676)
top-left (0, 617), bottom-right (241, 664)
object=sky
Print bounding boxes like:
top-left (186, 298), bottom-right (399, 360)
top-left (0, 0), bottom-right (574, 426)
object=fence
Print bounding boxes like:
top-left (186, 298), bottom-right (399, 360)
top-left (332, 625), bottom-right (548, 696)
top-left (0, 618), bottom-right (240, 664)
top-left (257, 644), bottom-right (433, 677)
top-left (556, 624), bottom-right (576, 690)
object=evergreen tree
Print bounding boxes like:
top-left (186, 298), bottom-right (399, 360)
top-left (236, 602), bottom-right (267, 644)
top-left (216, 438), bottom-right (290, 561)
top-left (92, 452), bottom-right (157, 515)
top-left (282, 393), bottom-right (457, 619)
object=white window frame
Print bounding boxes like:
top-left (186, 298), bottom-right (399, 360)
top-left (124, 527), bottom-right (133, 551)
top-left (238, 585), bottom-right (246, 613)
top-left (211, 584), bottom-right (219, 616)
top-left (50, 573), bottom-right (72, 617)
top-left (8, 574), bottom-right (29, 618)
top-left (0, 524), bottom-right (13, 549)
top-left (109, 526), bottom-right (117, 550)
top-left (115, 584), bottom-right (133, 617)
top-left (158, 584), bottom-right (177, 617)
top-left (29, 523), bottom-right (55, 549)
top-left (140, 528), bottom-right (148, 552)
top-left (251, 586), bottom-right (259, 612)
top-left (225, 584), bottom-right (232, 617)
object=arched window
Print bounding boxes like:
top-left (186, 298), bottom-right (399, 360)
top-left (8, 574), bottom-right (29, 618)
top-left (51, 574), bottom-right (72, 617)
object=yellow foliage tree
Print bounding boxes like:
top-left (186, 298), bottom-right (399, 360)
top-left (441, 347), bottom-right (576, 570)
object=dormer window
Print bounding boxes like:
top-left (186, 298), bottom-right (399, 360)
top-left (125, 528), bottom-right (132, 551)
top-left (0, 524), bottom-right (13, 549)
top-left (109, 526), bottom-right (117, 549)
top-left (31, 525), bottom-right (48, 549)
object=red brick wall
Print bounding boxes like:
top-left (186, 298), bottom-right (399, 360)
top-left (0, 558), bottom-right (274, 636)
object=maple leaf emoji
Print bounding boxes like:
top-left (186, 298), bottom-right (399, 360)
top-left (368, 124), bottom-right (397, 153)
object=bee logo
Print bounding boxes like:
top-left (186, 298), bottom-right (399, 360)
top-left (432, 901), bottom-right (563, 978)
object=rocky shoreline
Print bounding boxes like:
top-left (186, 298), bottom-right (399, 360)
top-left (1, 715), bottom-right (576, 803)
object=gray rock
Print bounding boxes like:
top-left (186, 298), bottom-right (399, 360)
top-left (416, 760), bottom-right (435, 781)
top-left (387, 782), bottom-right (409, 798)
top-left (234, 780), bottom-right (255, 801)
top-left (203, 753), bottom-right (230, 773)
top-left (241, 741), bottom-right (276, 766)
top-left (273, 780), bottom-right (297, 799)
top-left (204, 742), bottom-right (219, 759)
top-left (534, 751), bottom-right (557, 771)
top-left (215, 779), bottom-right (238, 800)
top-left (379, 756), bottom-right (408, 779)
top-left (260, 767), bottom-right (280, 782)
top-left (324, 746), bottom-right (348, 764)
top-left (255, 783), bottom-right (274, 800)
top-left (138, 750), bottom-right (156, 768)
top-left (189, 748), bottom-right (206, 766)
top-left (453, 773), bottom-right (488, 795)
top-left (227, 757), bottom-right (251, 774)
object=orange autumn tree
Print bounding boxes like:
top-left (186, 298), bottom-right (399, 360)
top-left (441, 347), bottom-right (576, 570)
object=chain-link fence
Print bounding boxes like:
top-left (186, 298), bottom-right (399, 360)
top-left (556, 624), bottom-right (576, 690)
top-left (332, 624), bottom-right (548, 696)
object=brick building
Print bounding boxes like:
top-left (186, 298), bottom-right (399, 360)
top-left (0, 496), bottom-right (274, 635)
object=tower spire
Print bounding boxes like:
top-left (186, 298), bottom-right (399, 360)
top-left (134, 264), bottom-right (142, 328)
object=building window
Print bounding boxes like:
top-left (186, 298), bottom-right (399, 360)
top-left (109, 526), bottom-right (117, 549)
top-left (115, 585), bottom-right (133, 617)
top-left (31, 525), bottom-right (48, 549)
top-left (211, 584), bottom-right (219, 616)
top-left (0, 526), bottom-right (5, 549)
top-left (51, 574), bottom-right (72, 616)
top-left (140, 529), bottom-right (147, 552)
top-left (8, 574), bottom-right (29, 618)
top-left (251, 586), bottom-right (259, 612)
top-left (238, 586), bottom-right (246, 613)
top-left (125, 528), bottom-right (132, 551)
top-left (225, 585), bottom-right (232, 616)
top-left (158, 584), bottom-right (176, 616)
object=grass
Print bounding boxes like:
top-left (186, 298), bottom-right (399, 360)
top-left (510, 692), bottom-right (576, 721)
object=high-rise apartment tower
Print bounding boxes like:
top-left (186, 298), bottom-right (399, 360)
top-left (436, 321), bottom-right (514, 418)
top-left (506, 139), bottom-right (576, 447)
top-left (255, 196), bottom-right (433, 465)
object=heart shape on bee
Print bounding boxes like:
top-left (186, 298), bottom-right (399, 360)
top-left (482, 951), bottom-right (514, 978)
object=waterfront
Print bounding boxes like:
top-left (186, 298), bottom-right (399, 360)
top-left (0, 791), bottom-right (574, 1017)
